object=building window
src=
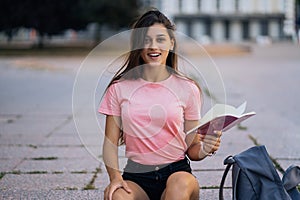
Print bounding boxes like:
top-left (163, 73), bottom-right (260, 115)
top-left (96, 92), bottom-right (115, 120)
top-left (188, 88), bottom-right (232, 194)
top-left (260, 20), bottom-right (269, 36)
top-left (235, 0), bottom-right (239, 12)
top-left (179, 0), bottom-right (183, 13)
top-left (224, 20), bottom-right (230, 40)
top-left (242, 21), bottom-right (250, 39)
top-left (216, 0), bottom-right (220, 12)
top-left (197, 0), bottom-right (201, 12)
top-left (204, 20), bottom-right (212, 36)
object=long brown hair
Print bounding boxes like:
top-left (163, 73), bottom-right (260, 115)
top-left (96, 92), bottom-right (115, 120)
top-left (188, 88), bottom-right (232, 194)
top-left (108, 9), bottom-right (178, 86)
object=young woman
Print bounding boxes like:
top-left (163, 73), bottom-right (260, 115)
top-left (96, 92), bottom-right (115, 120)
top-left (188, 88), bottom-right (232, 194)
top-left (99, 9), bottom-right (222, 200)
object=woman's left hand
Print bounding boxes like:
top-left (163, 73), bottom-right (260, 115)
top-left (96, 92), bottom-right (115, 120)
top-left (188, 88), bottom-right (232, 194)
top-left (185, 120), bottom-right (223, 160)
top-left (200, 130), bottom-right (222, 155)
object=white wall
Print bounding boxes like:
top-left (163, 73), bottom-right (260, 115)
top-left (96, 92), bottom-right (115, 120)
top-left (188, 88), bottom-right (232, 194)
top-left (182, 0), bottom-right (198, 14)
top-left (192, 21), bottom-right (206, 41)
top-left (159, 0), bottom-right (177, 21)
top-left (239, 0), bottom-right (251, 13)
top-left (202, 0), bottom-right (217, 13)
top-left (250, 21), bottom-right (260, 39)
top-left (220, 0), bottom-right (235, 13)
top-left (269, 20), bottom-right (280, 40)
top-left (176, 21), bottom-right (187, 35)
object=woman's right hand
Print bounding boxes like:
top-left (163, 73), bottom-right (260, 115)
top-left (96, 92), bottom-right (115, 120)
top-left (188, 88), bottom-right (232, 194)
top-left (104, 177), bottom-right (132, 200)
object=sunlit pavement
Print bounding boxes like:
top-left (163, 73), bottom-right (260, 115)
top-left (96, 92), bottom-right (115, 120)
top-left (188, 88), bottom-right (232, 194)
top-left (0, 42), bottom-right (299, 199)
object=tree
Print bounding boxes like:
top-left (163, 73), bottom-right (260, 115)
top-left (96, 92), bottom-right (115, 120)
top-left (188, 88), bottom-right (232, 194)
top-left (27, 0), bottom-right (88, 47)
top-left (0, 0), bottom-right (142, 48)
top-left (79, 0), bottom-right (141, 42)
top-left (297, 0), bottom-right (300, 31)
top-left (82, 0), bottom-right (141, 29)
top-left (0, 0), bottom-right (25, 42)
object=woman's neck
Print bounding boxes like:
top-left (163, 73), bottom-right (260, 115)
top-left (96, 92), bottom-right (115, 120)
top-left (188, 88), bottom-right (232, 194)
top-left (142, 66), bottom-right (170, 82)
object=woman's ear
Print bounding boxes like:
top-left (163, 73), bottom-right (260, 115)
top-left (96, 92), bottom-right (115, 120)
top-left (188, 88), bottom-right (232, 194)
top-left (170, 38), bottom-right (175, 51)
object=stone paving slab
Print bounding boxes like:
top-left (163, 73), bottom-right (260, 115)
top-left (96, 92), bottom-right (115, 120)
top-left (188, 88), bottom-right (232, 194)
top-left (0, 190), bottom-right (104, 200)
top-left (190, 157), bottom-right (225, 171)
top-left (14, 158), bottom-right (100, 173)
top-left (1, 117), bottom-right (69, 136)
top-left (0, 146), bottom-right (35, 159)
top-left (0, 158), bottom-right (22, 172)
top-left (28, 146), bottom-right (100, 159)
top-left (43, 190), bottom-right (105, 200)
top-left (41, 135), bottom-right (84, 146)
top-left (0, 134), bottom-right (46, 146)
top-left (193, 171), bottom-right (231, 188)
top-left (50, 120), bottom-right (78, 136)
top-left (0, 173), bottom-right (93, 191)
top-left (46, 190), bottom-right (104, 200)
top-left (200, 188), bottom-right (232, 199)
top-left (249, 114), bottom-right (300, 159)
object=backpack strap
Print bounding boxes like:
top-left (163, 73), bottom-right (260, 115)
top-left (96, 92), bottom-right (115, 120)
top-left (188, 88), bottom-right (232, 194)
top-left (219, 156), bottom-right (236, 200)
top-left (283, 165), bottom-right (300, 190)
top-left (231, 162), bottom-right (241, 200)
top-left (282, 165), bottom-right (300, 200)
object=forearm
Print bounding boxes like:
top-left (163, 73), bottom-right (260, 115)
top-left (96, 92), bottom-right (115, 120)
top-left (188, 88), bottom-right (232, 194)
top-left (102, 115), bottom-right (124, 181)
top-left (103, 137), bottom-right (122, 181)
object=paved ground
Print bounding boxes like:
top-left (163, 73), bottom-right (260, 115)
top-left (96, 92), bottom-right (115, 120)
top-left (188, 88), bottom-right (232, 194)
top-left (0, 42), bottom-right (299, 199)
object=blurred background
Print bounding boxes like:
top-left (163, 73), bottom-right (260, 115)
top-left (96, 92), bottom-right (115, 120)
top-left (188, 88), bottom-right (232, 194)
top-left (0, 0), bottom-right (299, 53)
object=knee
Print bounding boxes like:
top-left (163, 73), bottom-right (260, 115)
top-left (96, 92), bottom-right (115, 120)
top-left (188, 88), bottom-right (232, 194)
top-left (111, 191), bottom-right (123, 200)
top-left (111, 189), bottom-right (133, 200)
top-left (167, 172), bottom-right (197, 189)
top-left (164, 172), bottom-right (199, 199)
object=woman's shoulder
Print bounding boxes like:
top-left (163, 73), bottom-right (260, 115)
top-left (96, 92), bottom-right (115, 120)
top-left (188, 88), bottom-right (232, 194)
top-left (111, 78), bottom-right (137, 85)
top-left (171, 74), bottom-right (201, 97)
top-left (172, 74), bottom-right (200, 88)
top-left (108, 78), bottom-right (140, 90)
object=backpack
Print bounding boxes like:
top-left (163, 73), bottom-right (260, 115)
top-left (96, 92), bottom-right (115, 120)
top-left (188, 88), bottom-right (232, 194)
top-left (219, 145), bottom-right (300, 200)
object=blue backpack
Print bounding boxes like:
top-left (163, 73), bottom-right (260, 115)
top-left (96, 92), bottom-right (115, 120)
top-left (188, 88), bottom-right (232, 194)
top-left (219, 145), bottom-right (300, 200)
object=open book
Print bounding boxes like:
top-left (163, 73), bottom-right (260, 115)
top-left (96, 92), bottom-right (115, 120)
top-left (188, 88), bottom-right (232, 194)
top-left (187, 102), bottom-right (256, 135)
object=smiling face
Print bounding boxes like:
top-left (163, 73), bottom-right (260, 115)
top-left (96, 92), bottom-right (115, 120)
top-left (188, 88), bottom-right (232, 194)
top-left (141, 23), bottom-right (174, 67)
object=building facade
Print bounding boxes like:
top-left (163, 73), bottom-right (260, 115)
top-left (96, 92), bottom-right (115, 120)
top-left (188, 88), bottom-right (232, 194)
top-left (142, 0), bottom-right (296, 43)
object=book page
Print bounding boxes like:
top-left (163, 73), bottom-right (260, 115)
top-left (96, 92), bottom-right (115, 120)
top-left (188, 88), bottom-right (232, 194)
top-left (187, 102), bottom-right (255, 135)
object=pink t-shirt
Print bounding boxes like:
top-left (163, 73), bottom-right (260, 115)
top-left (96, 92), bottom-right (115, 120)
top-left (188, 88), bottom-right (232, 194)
top-left (99, 74), bottom-right (201, 165)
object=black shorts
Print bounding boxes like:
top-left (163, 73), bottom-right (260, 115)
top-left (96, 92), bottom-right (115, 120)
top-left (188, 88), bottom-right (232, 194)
top-left (122, 157), bottom-right (192, 200)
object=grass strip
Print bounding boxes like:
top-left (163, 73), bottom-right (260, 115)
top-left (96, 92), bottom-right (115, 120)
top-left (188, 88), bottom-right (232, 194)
top-left (31, 157), bottom-right (58, 160)
top-left (83, 167), bottom-right (101, 190)
top-left (0, 172), bottom-right (5, 180)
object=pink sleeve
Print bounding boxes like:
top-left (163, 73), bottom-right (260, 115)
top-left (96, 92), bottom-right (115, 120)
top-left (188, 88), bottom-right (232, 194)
top-left (184, 83), bottom-right (202, 120)
top-left (98, 84), bottom-right (121, 116)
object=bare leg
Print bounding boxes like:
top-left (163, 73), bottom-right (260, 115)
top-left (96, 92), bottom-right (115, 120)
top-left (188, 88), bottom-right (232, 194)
top-left (161, 171), bottom-right (199, 200)
top-left (111, 181), bottom-right (150, 200)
